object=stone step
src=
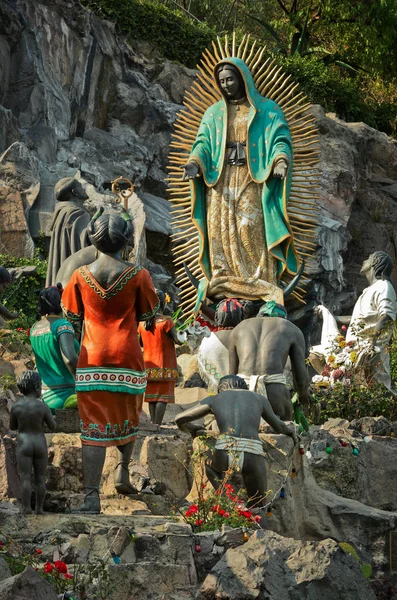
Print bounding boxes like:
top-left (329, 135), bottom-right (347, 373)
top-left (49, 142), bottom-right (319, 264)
top-left (2, 512), bottom-right (195, 566)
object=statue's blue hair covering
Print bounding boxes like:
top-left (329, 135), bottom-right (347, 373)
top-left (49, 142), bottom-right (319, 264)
top-left (258, 300), bottom-right (287, 319)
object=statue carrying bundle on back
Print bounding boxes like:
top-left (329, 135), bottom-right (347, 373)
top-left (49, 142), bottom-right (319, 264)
top-left (168, 34), bottom-right (320, 320)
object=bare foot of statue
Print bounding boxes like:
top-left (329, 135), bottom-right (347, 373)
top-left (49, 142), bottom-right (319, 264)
top-left (35, 508), bottom-right (45, 515)
top-left (22, 507), bottom-right (33, 515)
top-left (114, 463), bottom-right (138, 495)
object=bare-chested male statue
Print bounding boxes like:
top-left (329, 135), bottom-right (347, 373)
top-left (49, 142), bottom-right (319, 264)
top-left (175, 375), bottom-right (296, 507)
top-left (10, 371), bottom-right (56, 514)
top-left (228, 301), bottom-right (310, 420)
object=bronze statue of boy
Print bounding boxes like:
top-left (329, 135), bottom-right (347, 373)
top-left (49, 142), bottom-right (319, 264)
top-left (10, 371), bottom-right (56, 514)
top-left (175, 375), bottom-right (296, 507)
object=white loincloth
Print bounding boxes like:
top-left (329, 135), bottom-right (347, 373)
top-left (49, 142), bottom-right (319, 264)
top-left (215, 435), bottom-right (265, 471)
top-left (238, 373), bottom-right (287, 396)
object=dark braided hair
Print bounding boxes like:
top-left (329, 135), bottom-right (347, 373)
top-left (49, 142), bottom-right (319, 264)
top-left (371, 251), bottom-right (392, 281)
top-left (17, 370), bottom-right (42, 396)
top-left (214, 299), bottom-right (244, 328)
top-left (38, 284), bottom-right (63, 316)
top-left (145, 289), bottom-right (164, 332)
top-left (87, 207), bottom-right (134, 254)
top-left (218, 375), bottom-right (248, 393)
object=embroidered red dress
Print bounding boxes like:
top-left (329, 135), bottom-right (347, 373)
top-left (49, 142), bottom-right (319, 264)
top-left (138, 316), bottom-right (179, 404)
top-left (62, 264), bottom-right (158, 447)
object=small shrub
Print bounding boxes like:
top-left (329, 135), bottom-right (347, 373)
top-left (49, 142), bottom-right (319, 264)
top-left (0, 253), bottom-right (47, 330)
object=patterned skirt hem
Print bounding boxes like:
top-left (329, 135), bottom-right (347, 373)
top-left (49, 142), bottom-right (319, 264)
top-left (144, 393), bottom-right (175, 404)
top-left (80, 430), bottom-right (138, 447)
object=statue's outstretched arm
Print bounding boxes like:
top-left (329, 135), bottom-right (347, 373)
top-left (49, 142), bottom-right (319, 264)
top-left (175, 402), bottom-right (212, 434)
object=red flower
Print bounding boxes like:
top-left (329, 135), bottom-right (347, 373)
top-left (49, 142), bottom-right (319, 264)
top-left (26, 328), bottom-right (30, 337)
top-left (223, 512), bottom-right (230, 518)
top-left (341, 325), bottom-right (347, 332)
top-left (242, 510), bottom-right (253, 519)
top-left (218, 509), bottom-right (225, 516)
top-left (44, 562), bottom-right (54, 574)
top-left (212, 505), bottom-right (220, 512)
top-left (17, 328), bottom-right (24, 332)
top-left (65, 573), bottom-right (73, 579)
top-left (255, 515), bottom-right (261, 523)
top-left (36, 549), bottom-right (42, 555)
top-left (332, 368), bottom-right (344, 380)
top-left (195, 519), bottom-right (204, 526)
top-left (54, 561), bottom-right (68, 574)
top-left (201, 483), bottom-right (207, 489)
top-left (189, 504), bottom-right (198, 514)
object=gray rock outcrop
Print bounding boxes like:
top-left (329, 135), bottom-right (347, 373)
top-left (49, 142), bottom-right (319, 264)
top-left (0, 566), bottom-right (58, 600)
top-left (198, 530), bottom-right (376, 600)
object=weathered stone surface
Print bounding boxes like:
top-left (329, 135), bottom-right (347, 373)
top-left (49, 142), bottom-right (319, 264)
top-left (308, 422), bottom-right (397, 512)
top-left (0, 566), bottom-right (58, 600)
top-left (0, 433), bottom-right (19, 500)
top-left (262, 431), bottom-right (396, 569)
top-left (0, 556), bottom-right (11, 582)
top-left (139, 434), bottom-right (190, 500)
top-left (198, 530), bottom-right (376, 600)
top-left (0, 142), bottom-right (38, 256)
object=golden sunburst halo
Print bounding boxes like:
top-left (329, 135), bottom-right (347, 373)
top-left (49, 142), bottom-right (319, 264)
top-left (167, 32), bottom-right (320, 320)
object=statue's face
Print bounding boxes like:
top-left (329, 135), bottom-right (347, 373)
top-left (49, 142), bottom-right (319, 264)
top-left (360, 255), bottom-right (374, 274)
top-left (218, 68), bottom-right (244, 100)
top-left (72, 181), bottom-right (89, 201)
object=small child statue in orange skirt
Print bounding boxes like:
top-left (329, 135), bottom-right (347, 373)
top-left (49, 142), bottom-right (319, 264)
top-left (138, 290), bottom-right (182, 426)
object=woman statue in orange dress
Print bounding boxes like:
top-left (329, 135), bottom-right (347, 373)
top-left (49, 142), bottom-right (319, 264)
top-left (138, 290), bottom-right (181, 426)
top-left (62, 207), bottom-right (159, 513)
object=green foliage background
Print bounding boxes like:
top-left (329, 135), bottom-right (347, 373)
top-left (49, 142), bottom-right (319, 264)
top-left (0, 253), bottom-right (47, 330)
top-left (82, 0), bottom-right (213, 68)
top-left (82, 0), bottom-right (397, 136)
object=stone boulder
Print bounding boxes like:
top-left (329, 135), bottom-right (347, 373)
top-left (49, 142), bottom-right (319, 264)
top-left (0, 556), bottom-right (11, 582)
top-left (0, 142), bottom-right (38, 257)
top-left (0, 566), bottom-right (58, 599)
top-left (199, 530), bottom-right (376, 600)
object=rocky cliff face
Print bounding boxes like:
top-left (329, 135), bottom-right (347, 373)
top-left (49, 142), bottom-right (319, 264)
top-left (1, 0), bottom-right (397, 340)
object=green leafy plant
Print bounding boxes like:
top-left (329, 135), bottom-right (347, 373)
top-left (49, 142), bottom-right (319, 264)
top-left (0, 373), bottom-right (17, 390)
top-left (177, 435), bottom-right (263, 532)
top-left (0, 253), bottom-right (47, 330)
top-left (81, 0), bottom-right (214, 68)
top-left (339, 542), bottom-right (372, 580)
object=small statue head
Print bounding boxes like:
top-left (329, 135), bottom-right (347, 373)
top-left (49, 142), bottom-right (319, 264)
top-left (215, 63), bottom-right (246, 101)
top-left (17, 370), bottom-right (42, 399)
top-left (0, 266), bottom-right (12, 295)
top-left (215, 298), bottom-right (244, 327)
top-left (258, 301), bottom-right (287, 319)
top-left (361, 251), bottom-right (392, 281)
top-left (55, 177), bottom-right (89, 202)
top-left (87, 206), bottom-right (134, 255)
top-left (218, 374), bottom-right (248, 393)
top-left (38, 284), bottom-right (63, 317)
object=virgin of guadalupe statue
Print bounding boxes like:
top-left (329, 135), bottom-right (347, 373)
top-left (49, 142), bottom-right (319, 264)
top-left (168, 35), bottom-right (319, 320)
